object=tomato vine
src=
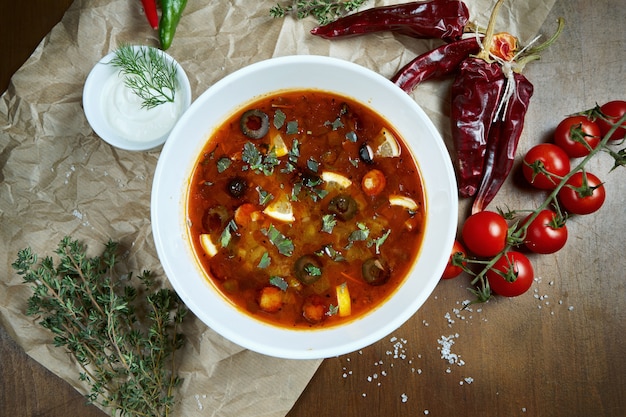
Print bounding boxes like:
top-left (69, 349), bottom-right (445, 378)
top-left (449, 107), bottom-right (626, 304)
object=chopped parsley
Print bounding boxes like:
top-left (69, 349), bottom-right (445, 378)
top-left (220, 219), bottom-right (238, 247)
top-left (346, 222), bottom-right (369, 249)
top-left (281, 139), bottom-right (300, 174)
top-left (258, 252), bottom-right (271, 269)
top-left (325, 117), bottom-right (344, 131)
top-left (345, 131), bottom-right (358, 142)
top-left (217, 156), bottom-right (231, 173)
top-left (269, 276), bottom-right (289, 291)
top-left (326, 304), bottom-right (339, 316)
top-left (369, 229), bottom-right (391, 254)
top-left (304, 263), bottom-right (322, 277)
top-left (256, 186), bottom-right (273, 205)
top-left (321, 214), bottom-right (337, 233)
top-left (263, 224), bottom-right (294, 256)
top-left (317, 244), bottom-right (345, 262)
top-left (273, 109), bottom-right (286, 129)
top-left (307, 157), bottom-right (320, 173)
top-left (286, 120), bottom-right (299, 135)
top-left (242, 142), bottom-right (280, 175)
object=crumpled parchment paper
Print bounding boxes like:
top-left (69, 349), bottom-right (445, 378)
top-left (0, 0), bottom-right (556, 415)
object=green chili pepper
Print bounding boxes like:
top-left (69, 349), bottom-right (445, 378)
top-left (159, 0), bottom-right (188, 50)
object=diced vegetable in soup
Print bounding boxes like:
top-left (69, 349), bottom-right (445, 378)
top-left (187, 90), bottom-right (425, 329)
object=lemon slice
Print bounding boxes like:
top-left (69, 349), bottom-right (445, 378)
top-left (374, 128), bottom-right (401, 158)
top-left (321, 171), bottom-right (353, 188)
top-left (336, 283), bottom-right (352, 317)
top-left (199, 234), bottom-right (218, 257)
top-left (270, 133), bottom-right (289, 157)
top-left (389, 195), bottom-right (418, 211)
top-left (263, 195), bottom-right (295, 222)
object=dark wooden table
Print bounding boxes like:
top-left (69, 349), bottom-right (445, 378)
top-left (2, 1), bottom-right (625, 416)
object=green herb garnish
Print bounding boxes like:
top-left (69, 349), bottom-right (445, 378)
top-left (220, 219), bottom-right (238, 247)
top-left (12, 237), bottom-right (187, 417)
top-left (321, 214), bottom-right (337, 233)
top-left (269, 276), bottom-right (289, 291)
top-left (256, 186), bottom-right (274, 205)
top-left (263, 224), bottom-right (294, 256)
top-left (109, 44), bottom-right (178, 110)
top-left (269, 0), bottom-right (369, 25)
top-left (242, 142), bottom-right (280, 175)
top-left (369, 229), bottom-right (391, 254)
top-left (217, 157), bottom-right (232, 173)
top-left (258, 252), bottom-right (271, 269)
top-left (274, 109), bottom-right (287, 129)
top-left (346, 222), bottom-right (370, 249)
top-left (286, 120), bottom-right (299, 135)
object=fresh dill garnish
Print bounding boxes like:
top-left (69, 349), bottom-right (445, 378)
top-left (269, 0), bottom-right (369, 25)
top-left (109, 44), bottom-right (178, 110)
top-left (12, 237), bottom-right (187, 417)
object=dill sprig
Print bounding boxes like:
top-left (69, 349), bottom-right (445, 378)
top-left (270, 0), bottom-right (369, 25)
top-left (110, 45), bottom-right (178, 110)
top-left (13, 237), bottom-right (187, 417)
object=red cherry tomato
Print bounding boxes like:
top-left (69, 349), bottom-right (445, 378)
top-left (557, 171), bottom-right (606, 215)
top-left (553, 115), bottom-right (601, 158)
top-left (522, 144), bottom-right (571, 190)
top-left (486, 251), bottom-right (534, 297)
top-left (461, 211), bottom-right (508, 257)
top-left (441, 239), bottom-right (467, 279)
top-left (522, 210), bottom-right (568, 254)
top-left (595, 100), bottom-right (626, 141)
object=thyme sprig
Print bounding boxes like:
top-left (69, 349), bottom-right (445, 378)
top-left (110, 45), bottom-right (178, 109)
top-left (270, 0), bottom-right (369, 25)
top-left (12, 237), bottom-right (187, 417)
top-left (460, 113), bottom-right (626, 305)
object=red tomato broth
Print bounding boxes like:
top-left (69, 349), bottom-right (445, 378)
top-left (186, 90), bottom-right (426, 329)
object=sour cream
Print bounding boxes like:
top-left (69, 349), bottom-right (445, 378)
top-left (100, 71), bottom-right (185, 143)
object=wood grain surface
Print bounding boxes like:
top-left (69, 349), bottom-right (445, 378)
top-left (1, 1), bottom-right (625, 417)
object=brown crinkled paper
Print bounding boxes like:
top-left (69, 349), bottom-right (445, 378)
top-left (0, 0), bottom-right (555, 415)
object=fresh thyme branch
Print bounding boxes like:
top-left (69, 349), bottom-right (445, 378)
top-left (12, 236), bottom-right (188, 417)
top-left (270, 0), bottom-right (369, 25)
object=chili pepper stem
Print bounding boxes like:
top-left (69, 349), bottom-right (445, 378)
top-left (515, 18), bottom-right (565, 71)
top-left (475, 0), bottom-right (507, 62)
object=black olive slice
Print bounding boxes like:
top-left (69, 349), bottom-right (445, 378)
top-left (328, 194), bottom-right (358, 221)
top-left (294, 254), bottom-right (323, 285)
top-left (240, 109), bottom-right (270, 139)
top-left (362, 257), bottom-right (390, 286)
top-left (226, 176), bottom-right (247, 198)
top-left (359, 143), bottom-right (374, 165)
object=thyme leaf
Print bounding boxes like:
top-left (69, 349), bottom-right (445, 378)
top-left (269, 0), bottom-right (369, 25)
top-left (13, 237), bottom-right (187, 417)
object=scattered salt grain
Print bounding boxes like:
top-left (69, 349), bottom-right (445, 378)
top-left (401, 393), bottom-right (408, 403)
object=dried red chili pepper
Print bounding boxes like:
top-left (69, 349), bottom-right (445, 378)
top-left (450, 0), bottom-right (508, 198)
top-left (471, 72), bottom-right (533, 213)
top-left (391, 37), bottom-right (481, 93)
top-left (451, 0), bottom-right (563, 209)
top-left (450, 58), bottom-right (506, 198)
top-left (141, 0), bottom-right (159, 30)
top-left (310, 0), bottom-right (470, 43)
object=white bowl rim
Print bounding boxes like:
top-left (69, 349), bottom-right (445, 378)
top-left (82, 45), bottom-right (192, 151)
top-left (151, 54), bottom-right (458, 359)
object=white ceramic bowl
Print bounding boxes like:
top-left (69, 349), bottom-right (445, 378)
top-left (83, 45), bottom-right (191, 151)
top-left (151, 55), bottom-right (457, 359)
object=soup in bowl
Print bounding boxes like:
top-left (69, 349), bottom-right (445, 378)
top-left (151, 55), bottom-right (457, 359)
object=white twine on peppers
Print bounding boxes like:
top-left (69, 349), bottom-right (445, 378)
top-left (472, 26), bottom-right (541, 122)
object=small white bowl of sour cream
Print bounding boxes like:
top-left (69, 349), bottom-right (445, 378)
top-left (83, 45), bottom-right (191, 151)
